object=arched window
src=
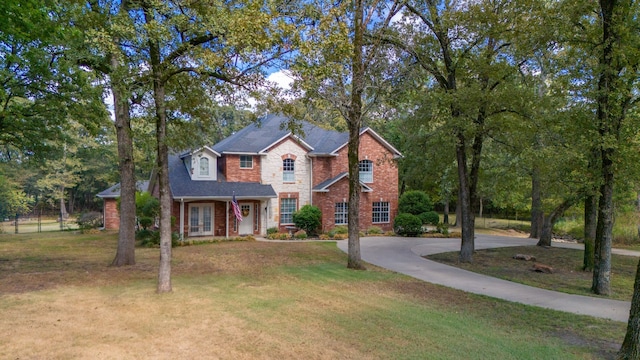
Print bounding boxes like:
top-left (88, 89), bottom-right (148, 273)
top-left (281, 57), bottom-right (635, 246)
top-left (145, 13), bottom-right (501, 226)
top-left (359, 160), bottom-right (373, 183)
top-left (283, 158), bottom-right (295, 182)
top-left (199, 157), bottom-right (209, 176)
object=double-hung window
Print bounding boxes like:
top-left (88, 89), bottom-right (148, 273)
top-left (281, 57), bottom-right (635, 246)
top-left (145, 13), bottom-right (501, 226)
top-left (359, 160), bottom-right (373, 183)
top-left (283, 158), bottom-right (295, 182)
top-left (240, 155), bottom-right (253, 168)
top-left (280, 198), bottom-right (297, 224)
top-left (372, 202), bottom-right (390, 223)
top-left (334, 202), bottom-right (348, 225)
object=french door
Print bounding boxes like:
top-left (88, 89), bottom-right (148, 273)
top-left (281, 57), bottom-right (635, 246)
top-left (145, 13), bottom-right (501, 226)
top-left (189, 203), bottom-right (213, 236)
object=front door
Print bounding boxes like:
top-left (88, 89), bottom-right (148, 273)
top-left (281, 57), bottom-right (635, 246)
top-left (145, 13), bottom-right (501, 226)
top-left (238, 203), bottom-right (253, 235)
top-left (189, 203), bottom-right (213, 236)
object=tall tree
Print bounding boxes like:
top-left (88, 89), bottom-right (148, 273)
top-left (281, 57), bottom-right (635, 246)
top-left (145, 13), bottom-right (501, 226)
top-left (590, 0), bottom-right (640, 296)
top-left (289, 0), bottom-right (402, 269)
top-left (135, 0), bottom-right (294, 292)
top-left (385, 0), bottom-right (544, 261)
top-left (0, 0), bottom-right (105, 159)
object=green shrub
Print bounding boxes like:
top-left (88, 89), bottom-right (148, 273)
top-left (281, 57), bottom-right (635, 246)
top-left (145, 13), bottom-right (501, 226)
top-left (139, 231), bottom-right (179, 247)
top-left (398, 190), bottom-right (433, 215)
top-left (419, 211), bottom-right (440, 225)
top-left (136, 192), bottom-right (159, 218)
top-left (436, 222), bottom-right (449, 235)
top-left (138, 216), bottom-right (154, 230)
top-left (76, 211), bottom-right (103, 232)
top-left (329, 226), bottom-right (348, 237)
top-left (292, 205), bottom-right (322, 235)
top-left (294, 230), bottom-right (308, 239)
top-left (267, 227), bottom-right (278, 235)
top-left (394, 213), bottom-right (423, 237)
top-left (367, 226), bottom-right (383, 235)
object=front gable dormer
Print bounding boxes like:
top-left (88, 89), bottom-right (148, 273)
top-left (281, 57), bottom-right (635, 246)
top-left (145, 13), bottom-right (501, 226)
top-left (182, 147), bottom-right (220, 181)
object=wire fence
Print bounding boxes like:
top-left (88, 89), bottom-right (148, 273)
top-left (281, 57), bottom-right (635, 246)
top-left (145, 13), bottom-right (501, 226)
top-left (1, 217), bottom-right (79, 234)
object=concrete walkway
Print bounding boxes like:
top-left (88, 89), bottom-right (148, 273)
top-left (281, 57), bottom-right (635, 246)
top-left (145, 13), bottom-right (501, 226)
top-left (336, 234), bottom-right (639, 322)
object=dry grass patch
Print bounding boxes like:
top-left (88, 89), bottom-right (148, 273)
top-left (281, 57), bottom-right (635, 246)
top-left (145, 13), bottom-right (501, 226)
top-left (0, 231), bottom-right (627, 359)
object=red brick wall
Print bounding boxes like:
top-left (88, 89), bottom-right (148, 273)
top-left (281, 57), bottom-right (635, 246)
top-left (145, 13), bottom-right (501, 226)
top-left (103, 199), bottom-right (120, 230)
top-left (312, 131), bottom-right (399, 232)
top-left (224, 155), bottom-right (261, 182)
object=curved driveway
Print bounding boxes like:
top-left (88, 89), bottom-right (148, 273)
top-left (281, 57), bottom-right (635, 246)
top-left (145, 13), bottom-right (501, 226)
top-left (336, 234), bottom-right (636, 322)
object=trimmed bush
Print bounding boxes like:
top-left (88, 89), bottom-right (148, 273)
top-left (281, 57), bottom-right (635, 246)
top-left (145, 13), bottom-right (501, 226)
top-left (419, 211), bottom-right (440, 225)
top-left (138, 216), bottom-right (154, 230)
top-left (294, 230), bottom-right (308, 239)
top-left (292, 205), bottom-right (322, 235)
top-left (394, 213), bottom-right (423, 237)
top-left (267, 227), bottom-right (278, 235)
top-left (398, 190), bottom-right (433, 215)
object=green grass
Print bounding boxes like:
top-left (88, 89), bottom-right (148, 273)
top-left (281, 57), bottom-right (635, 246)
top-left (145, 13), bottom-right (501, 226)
top-left (0, 231), bottom-right (626, 359)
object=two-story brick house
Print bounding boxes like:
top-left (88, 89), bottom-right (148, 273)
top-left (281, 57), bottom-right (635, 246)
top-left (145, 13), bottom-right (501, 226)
top-left (99, 114), bottom-right (402, 238)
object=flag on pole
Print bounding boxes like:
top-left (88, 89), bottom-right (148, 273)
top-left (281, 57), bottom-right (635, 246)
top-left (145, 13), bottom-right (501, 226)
top-left (232, 194), bottom-right (243, 222)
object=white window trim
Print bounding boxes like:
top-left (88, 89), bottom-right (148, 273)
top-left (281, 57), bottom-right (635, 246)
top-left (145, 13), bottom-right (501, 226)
top-left (240, 155), bottom-right (253, 169)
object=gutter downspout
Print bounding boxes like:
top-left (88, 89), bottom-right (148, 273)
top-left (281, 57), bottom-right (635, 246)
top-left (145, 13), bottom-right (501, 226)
top-left (226, 200), bottom-right (229, 239)
top-left (308, 155), bottom-right (313, 205)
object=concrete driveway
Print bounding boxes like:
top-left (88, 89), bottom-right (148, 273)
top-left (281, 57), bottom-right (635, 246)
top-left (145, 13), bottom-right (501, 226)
top-left (336, 234), bottom-right (637, 322)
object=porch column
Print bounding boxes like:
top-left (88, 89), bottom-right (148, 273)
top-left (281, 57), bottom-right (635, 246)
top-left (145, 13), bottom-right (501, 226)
top-left (225, 200), bottom-right (229, 238)
top-left (179, 198), bottom-right (184, 240)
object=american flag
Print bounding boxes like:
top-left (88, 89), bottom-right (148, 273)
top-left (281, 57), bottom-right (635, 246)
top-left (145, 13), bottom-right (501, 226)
top-left (232, 194), bottom-right (243, 222)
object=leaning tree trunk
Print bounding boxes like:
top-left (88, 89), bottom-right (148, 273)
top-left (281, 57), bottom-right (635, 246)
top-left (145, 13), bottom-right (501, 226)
top-left (537, 198), bottom-right (575, 247)
top-left (346, 0), bottom-right (365, 270)
top-left (144, 5), bottom-right (172, 293)
top-left (583, 194), bottom-right (598, 271)
top-left (110, 53), bottom-right (136, 266)
top-left (619, 257), bottom-right (640, 359)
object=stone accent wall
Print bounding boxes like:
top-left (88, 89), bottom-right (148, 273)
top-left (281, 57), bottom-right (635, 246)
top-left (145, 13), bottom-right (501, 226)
top-left (103, 198), bottom-right (120, 230)
top-left (262, 138), bottom-right (311, 230)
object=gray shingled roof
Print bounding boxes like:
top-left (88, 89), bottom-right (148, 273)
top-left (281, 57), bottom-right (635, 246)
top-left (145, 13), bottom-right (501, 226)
top-left (97, 180), bottom-right (150, 198)
top-left (212, 114), bottom-right (349, 155)
top-left (168, 154), bottom-right (276, 199)
top-left (312, 172), bottom-right (373, 192)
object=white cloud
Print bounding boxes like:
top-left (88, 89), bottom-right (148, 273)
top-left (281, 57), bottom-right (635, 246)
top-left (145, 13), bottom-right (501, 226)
top-left (267, 70), bottom-right (294, 90)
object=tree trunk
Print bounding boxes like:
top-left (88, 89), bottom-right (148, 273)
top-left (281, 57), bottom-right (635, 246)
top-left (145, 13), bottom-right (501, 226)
top-left (592, 161), bottom-right (614, 296)
top-left (618, 257), bottom-right (640, 359)
top-left (456, 132), bottom-right (475, 262)
top-left (110, 53), bottom-right (136, 267)
top-left (583, 194), bottom-right (597, 271)
top-left (537, 214), bottom-right (553, 247)
top-left (443, 196), bottom-right (449, 225)
top-left (530, 166), bottom-right (542, 239)
top-left (346, 0), bottom-right (365, 270)
top-left (144, 4), bottom-right (172, 292)
top-left (537, 198), bottom-right (575, 247)
top-left (592, 0), bottom-right (620, 297)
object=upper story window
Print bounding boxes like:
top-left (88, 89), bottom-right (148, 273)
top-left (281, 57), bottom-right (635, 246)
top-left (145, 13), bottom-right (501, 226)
top-left (359, 160), bottom-right (373, 183)
top-left (283, 158), bottom-right (295, 182)
top-left (240, 155), bottom-right (253, 168)
top-left (199, 157), bottom-right (209, 176)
